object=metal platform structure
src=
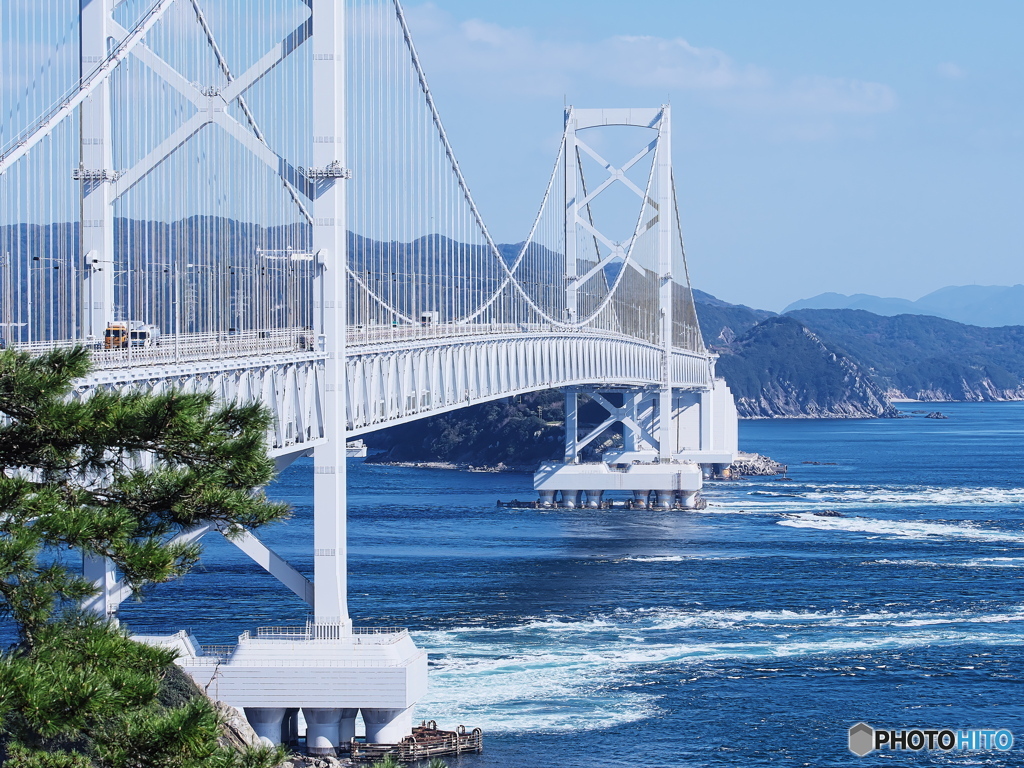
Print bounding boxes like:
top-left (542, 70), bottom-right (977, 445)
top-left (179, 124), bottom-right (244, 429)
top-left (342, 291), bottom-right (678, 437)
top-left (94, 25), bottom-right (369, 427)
top-left (0, 0), bottom-right (737, 753)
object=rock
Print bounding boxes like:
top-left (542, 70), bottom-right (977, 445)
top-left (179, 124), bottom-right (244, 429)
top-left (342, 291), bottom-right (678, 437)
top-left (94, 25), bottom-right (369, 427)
top-left (813, 510), bottom-right (843, 517)
top-left (279, 757), bottom-right (354, 768)
top-left (730, 452), bottom-right (787, 476)
top-left (925, 411), bottom-right (948, 419)
top-left (213, 701), bottom-right (262, 752)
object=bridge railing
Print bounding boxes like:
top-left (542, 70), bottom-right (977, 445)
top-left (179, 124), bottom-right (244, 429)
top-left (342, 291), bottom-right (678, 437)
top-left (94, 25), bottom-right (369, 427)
top-left (10, 321), bottom-right (711, 380)
top-left (9, 328), bottom-right (317, 370)
top-left (345, 321), bottom-right (706, 351)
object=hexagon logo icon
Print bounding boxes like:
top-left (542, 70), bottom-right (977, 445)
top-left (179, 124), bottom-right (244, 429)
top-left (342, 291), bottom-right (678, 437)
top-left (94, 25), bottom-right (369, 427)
top-left (849, 722), bottom-right (875, 756)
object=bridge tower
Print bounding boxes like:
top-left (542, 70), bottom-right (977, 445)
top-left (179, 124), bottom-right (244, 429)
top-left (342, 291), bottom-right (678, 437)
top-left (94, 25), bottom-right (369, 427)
top-left (143, 0), bottom-right (428, 753)
top-left (534, 107), bottom-right (738, 510)
top-left (0, 0), bottom-right (427, 753)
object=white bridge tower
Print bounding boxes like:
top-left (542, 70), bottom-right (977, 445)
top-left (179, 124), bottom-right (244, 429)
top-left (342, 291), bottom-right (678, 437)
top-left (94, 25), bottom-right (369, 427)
top-left (534, 107), bottom-right (738, 510)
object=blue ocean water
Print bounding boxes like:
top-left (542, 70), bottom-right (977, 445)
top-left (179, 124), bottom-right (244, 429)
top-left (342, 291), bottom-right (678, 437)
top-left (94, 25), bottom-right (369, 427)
top-left (119, 402), bottom-right (1024, 766)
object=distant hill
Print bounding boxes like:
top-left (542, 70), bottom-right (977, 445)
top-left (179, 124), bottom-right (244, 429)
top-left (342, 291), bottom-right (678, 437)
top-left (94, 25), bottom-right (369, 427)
top-left (787, 309), bottom-right (1024, 401)
top-left (784, 285), bottom-right (1024, 328)
top-left (692, 289), bottom-right (776, 347)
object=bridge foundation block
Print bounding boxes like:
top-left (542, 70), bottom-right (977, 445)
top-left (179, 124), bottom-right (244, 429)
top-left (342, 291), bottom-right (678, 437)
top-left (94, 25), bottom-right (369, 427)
top-left (135, 626), bottom-right (426, 750)
top-left (536, 462), bottom-right (701, 510)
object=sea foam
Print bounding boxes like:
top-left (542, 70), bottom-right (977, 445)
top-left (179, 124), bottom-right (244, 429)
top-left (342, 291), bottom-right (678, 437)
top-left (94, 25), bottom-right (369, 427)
top-left (411, 603), bottom-right (1024, 732)
top-left (777, 513), bottom-right (1024, 542)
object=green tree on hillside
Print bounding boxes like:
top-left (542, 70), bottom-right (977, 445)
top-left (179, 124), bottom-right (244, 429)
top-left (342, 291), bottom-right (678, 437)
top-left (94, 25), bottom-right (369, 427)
top-left (0, 346), bottom-right (289, 767)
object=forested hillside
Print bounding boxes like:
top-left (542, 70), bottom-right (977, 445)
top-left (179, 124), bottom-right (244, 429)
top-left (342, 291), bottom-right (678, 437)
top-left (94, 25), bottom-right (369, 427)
top-left (713, 317), bottom-right (898, 418)
top-left (787, 309), bottom-right (1024, 401)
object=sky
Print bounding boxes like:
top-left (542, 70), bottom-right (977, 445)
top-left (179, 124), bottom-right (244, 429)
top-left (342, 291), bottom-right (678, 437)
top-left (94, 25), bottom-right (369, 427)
top-left (402, 1), bottom-right (1024, 311)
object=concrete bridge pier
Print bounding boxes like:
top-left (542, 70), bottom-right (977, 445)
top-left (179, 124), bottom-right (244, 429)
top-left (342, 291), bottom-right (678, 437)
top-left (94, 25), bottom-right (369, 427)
top-left (282, 708), bottom-right (301, 747)
top-left (678, 490), bottom-right (699, 509)
top-left (244, 707), bottom-right (288, 747)
top-left (363, 706), bottom-right (415, 745)
top-left (534, 381), bottom-right (737, 508)
top-left (654, 490), bottom-right (675, 509)
top-left (304, 707), bottom-right (358, 755)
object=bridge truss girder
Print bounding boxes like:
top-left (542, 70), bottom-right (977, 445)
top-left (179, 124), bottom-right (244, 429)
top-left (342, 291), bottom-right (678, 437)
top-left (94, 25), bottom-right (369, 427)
top-left (561, 380), bottom-right (738, 469)
top-left (345, 334), bottom-right (712, 436)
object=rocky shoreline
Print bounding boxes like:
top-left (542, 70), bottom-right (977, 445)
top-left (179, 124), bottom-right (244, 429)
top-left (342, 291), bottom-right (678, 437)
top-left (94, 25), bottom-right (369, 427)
top-left (365, 459), bottom-right (532, 473)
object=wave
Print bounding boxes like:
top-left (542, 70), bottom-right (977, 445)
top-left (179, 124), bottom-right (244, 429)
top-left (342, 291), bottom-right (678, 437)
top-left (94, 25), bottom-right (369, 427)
top-left (777, 513), bottom-right (1024, 542)
top-left (705, 484), bottom-right (1024, 514)
top-left (865, 557), bottom-right (1024, 569)
top-left (411, 604), bottom-right (1024, 732)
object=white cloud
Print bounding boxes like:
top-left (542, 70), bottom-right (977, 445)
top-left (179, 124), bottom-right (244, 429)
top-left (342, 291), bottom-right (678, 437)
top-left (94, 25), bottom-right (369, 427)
top-left (405, 3), bottom-right (897, 125)
top-left (783, 76), bottom-right (898, 114)
top-left (591, 35), bottom-right (770, 92)
top-left (937, 61), bottom-right (966, 80)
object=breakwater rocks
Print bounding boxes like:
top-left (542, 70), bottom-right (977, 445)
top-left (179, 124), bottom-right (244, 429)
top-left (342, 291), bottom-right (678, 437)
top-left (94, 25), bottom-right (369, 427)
top-left (729, 452), bottom-right (787, 476)
top-left (279, 757), bottom-right (353, 768)
top-left (366, 459), bottom-right (531, 473)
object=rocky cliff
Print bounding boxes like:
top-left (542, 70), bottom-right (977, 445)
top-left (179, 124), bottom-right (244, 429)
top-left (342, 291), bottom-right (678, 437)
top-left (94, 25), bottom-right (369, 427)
top-left (714, 316), bottom-right (899, 419)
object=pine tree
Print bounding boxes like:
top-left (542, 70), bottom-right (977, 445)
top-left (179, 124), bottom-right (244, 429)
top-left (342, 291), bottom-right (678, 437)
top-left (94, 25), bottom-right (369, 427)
top-left (0, 346), bottom-right (290, 767)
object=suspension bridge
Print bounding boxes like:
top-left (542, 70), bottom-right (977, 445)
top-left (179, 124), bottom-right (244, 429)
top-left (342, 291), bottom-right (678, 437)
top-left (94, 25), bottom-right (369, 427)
top-left (0, 0), bottom-right (737, 753)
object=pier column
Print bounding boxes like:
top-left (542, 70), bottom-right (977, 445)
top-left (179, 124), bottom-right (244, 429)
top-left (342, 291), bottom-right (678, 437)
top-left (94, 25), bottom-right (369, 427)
top-left (311, 0), bottom-right (350, 629)
top-left (362, 707), bottom-right (414, 745)
top-left (658, 388), bottom-right (674, 461)
top-left (304, 707), bottom-right (357, 756)
top-left (82, 554), bottom-right (117, 619)
top-left (282, 708), bottom-right (300, 746)
top-left (699, 387), bottom-right (714, 454)
top-left (564, 388), bottom-right (579, 463)
top-left (679, 490), bottom-right (698, 509)
top-left (244, 707), bottom-right (287, 746)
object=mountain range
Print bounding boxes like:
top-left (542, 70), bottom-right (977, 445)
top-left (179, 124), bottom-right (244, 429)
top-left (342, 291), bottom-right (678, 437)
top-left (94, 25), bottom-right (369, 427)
top-left (783, 285), bottom-right (1024, 328)
top-left (696, 291), bottom-right (1024, 416)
